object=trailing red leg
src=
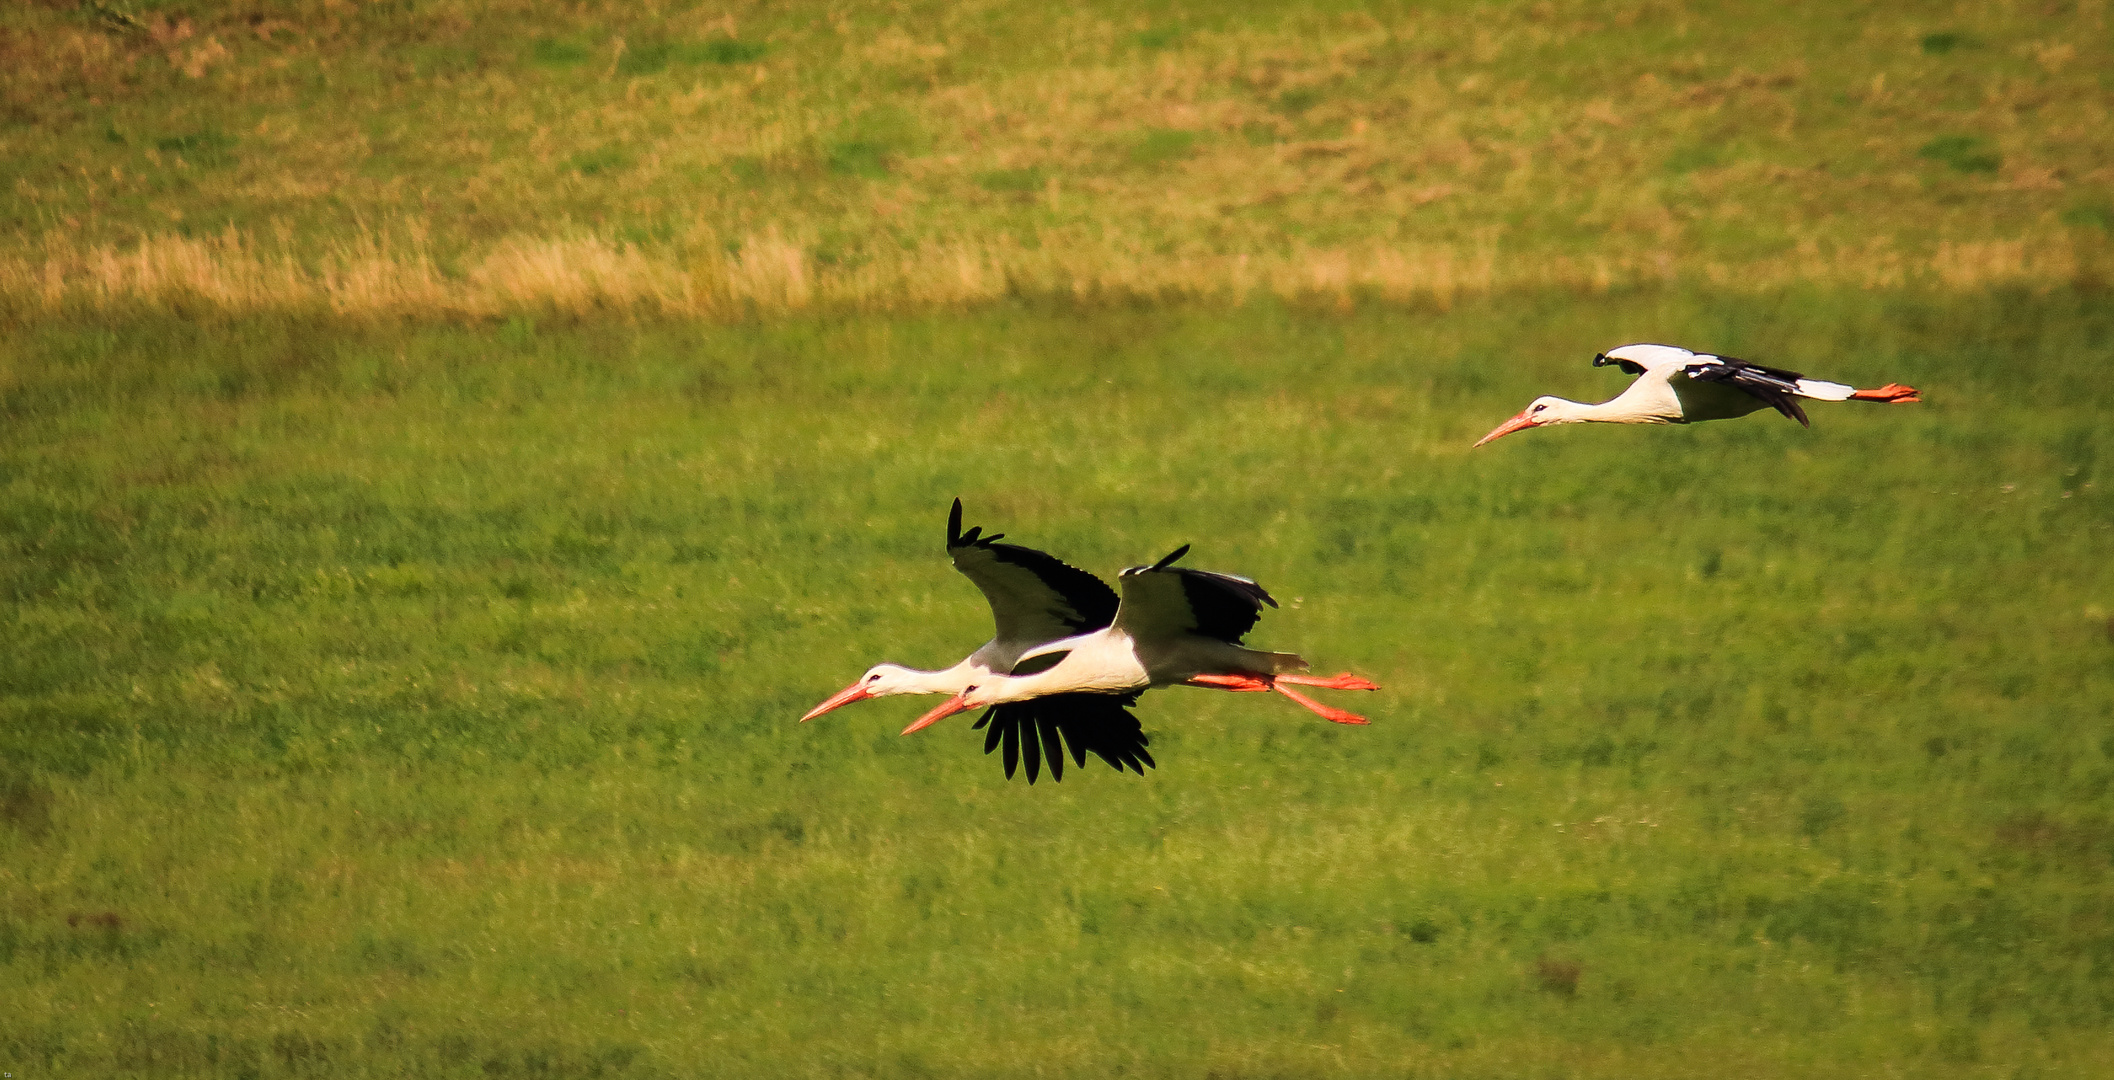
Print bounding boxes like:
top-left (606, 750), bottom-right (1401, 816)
top-left (1185, 673), bottom-right (1271, 693)
top-left (1275, 672), bottom-right (1381, 691)
top-left (1850, 383), bottom-right (1921, 403)
top-left (1269, 682), bottom-right (1371, 725)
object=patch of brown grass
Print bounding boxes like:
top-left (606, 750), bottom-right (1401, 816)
top-left (5, 1), bottom-right (2108, 325)
top-left (3, 224), bottom-right (2101, 322)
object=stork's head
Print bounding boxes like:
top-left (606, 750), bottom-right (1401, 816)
top-left (800, 663), bottom-right (926, 721)
top-left (1473, 396), bottom-right (1592, 446)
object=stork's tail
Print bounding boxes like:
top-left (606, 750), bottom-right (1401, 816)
top-left (1849, 383), bottom-right (1921, 403)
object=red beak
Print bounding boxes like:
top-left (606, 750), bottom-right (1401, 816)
top-left (800, 681), bottom-right (873, 722)
top-left (1473, 410), bottom-right (1540, 448)
top-left (902, 694), bottom-right (972, 735)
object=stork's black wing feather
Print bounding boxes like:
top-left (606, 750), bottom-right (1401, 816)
top-left (1687, 356), bottom-right (1812, 426)
top-left (984, 546), bottom-right (1119, 631)
top-left (1019, 714), bottom-right (1044, 783)
top-left (1177, 569), bottom-right (1278, 645)
top-left (1711, 354), bottom-right (1809, 383)
top-left (1049, 691), bottom-right (1152, 776)
top-left (947, 499), bottom-right (1120, 641)
top-left (977, 692), bottom-right (1153, 783)
top-left (1038, 713), bottom-right (1066, 782)
top-left (1115, 546), bottom-right (1278, 646)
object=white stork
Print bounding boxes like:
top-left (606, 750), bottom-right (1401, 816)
top-left (903, 544), bottom-right (1381, 736)
top-left (1475, 343), bottom-right (1921, 446)
top-left (801, 500), bottom-right (1152, 782)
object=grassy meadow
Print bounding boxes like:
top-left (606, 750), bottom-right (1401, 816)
top-left (5, 292), bottom-right (2112, 1077)
top-left (5, 1), bottom-right (2114, 1077)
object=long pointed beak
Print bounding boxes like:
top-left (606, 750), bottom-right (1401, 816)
top-left (1473, 410), bottom-right (1540, 448)
top-left (800, 681), bottom-right (873, 722)
top-left (902, 694), bottom-right (972, 735)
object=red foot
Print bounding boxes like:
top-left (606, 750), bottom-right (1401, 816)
top-left (1187, 671), bottom-right (1376, 724)
top-left (1851, 383), bottom-right (1921, 403)
top-left (1270, 682), bottom-right (1371, 725)
top-left (1276, 672), bottom-right (1381, 691)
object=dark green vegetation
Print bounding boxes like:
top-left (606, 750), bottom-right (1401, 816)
top-left (4, 290), bottom-right (2112, 1076)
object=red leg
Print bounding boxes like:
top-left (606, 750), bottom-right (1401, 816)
top-left (1185, 673), bottom-right (1271, 693)
top-left (1850, 383), bottom-right (1921, 403)
top-left (1270, 682), bottom-right (1371, 725)
top-left (1275, 672), bottom-right (1381, 691)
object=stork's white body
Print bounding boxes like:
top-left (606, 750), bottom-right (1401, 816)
top-left (977, 625), bottom-right (1307, 701)
top-left (1475, 343), bottom-right (1921, 445)
top-left (906, 545), bottom-right (1374, 731)
top-left (986, 621), bottom-right (1305, 705)
top-left (1557, 344), bottom-right (1859, 424)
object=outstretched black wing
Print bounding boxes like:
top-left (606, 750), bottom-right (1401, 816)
top-left (970, 691), bottom-right (1154, 784)
top-left (947, 499), bottom-right (1119, 668)
top-left (1114, 545), bottom-right (1279, 646)
top-left (1685, 356), bottom-right (1811, 426)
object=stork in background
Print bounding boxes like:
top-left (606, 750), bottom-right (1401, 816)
top-left (801, 500), bottom-right (1152, 783)
top-left (905, 544), bottom-right (1381, 735)
top-left (1475, 343), bottom-right (1921, 446)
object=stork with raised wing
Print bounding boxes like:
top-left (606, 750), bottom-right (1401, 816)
top-left (903, 544), bottom-right (1381, 735)
top-left (801, 500), bottom-right (1153, 782)
top-left (1474, 343), bottom-right (1921, 446)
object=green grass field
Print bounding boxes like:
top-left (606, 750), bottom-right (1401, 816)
top-left (5, 1), bottom-right (2114, 1077)
top-left (5, 291), bottom-right (2111, 1077)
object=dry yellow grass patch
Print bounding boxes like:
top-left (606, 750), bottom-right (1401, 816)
top-left (6, 3), bottom-right (2109, 322)
top-left (3, 225), bottom-right (2103, 322)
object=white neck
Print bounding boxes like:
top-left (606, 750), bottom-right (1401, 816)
top-left (1546, 387), bottom-right (1680, 426)
top-left (884, 658), bottom-right (985, 697)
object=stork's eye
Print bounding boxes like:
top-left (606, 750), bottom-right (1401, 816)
top-left (867, 674), bottom-right (882, 682)
top-left (1532, 403), bottom-right (1547, 413)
